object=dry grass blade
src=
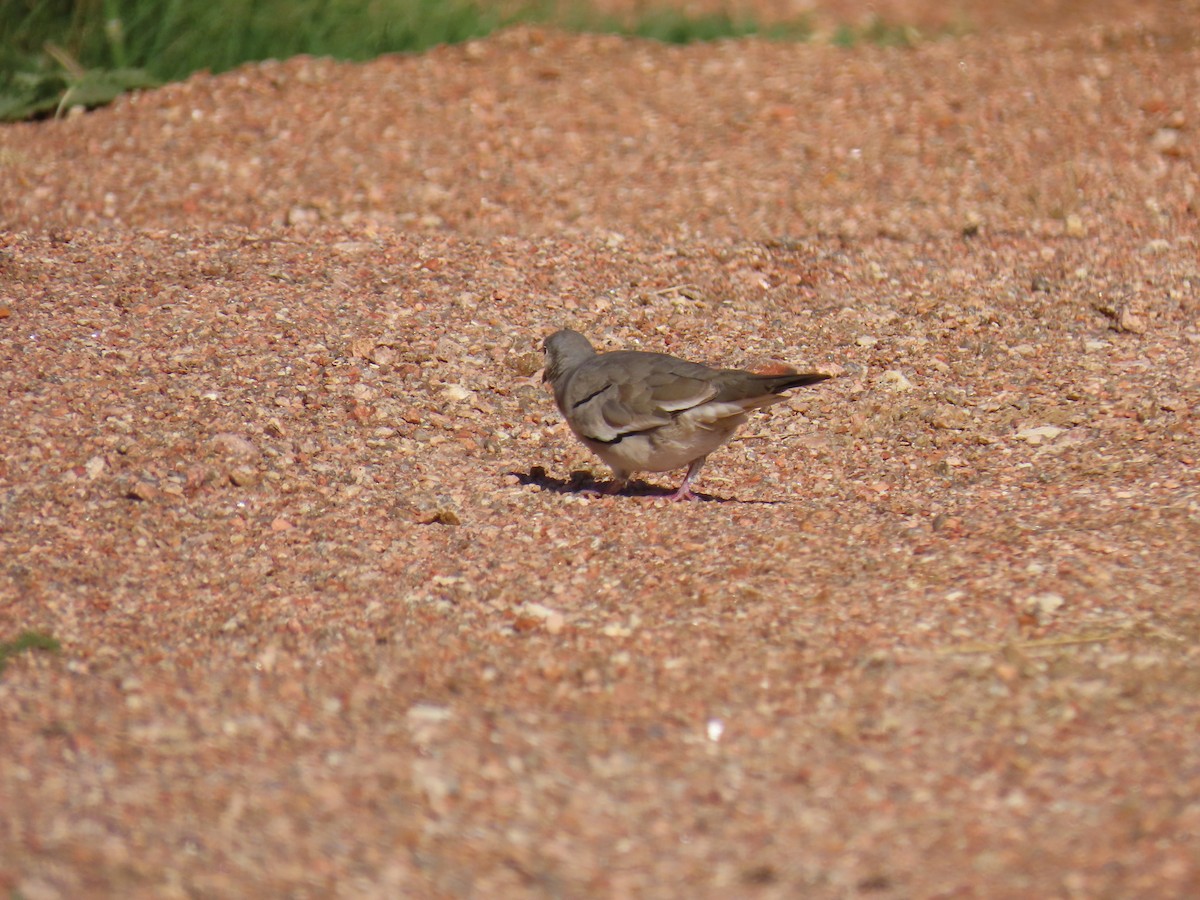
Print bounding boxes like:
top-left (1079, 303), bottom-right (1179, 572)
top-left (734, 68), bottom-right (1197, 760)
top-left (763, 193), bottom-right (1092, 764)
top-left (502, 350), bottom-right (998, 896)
top-left (936, 630), bottom-right (1131, 656)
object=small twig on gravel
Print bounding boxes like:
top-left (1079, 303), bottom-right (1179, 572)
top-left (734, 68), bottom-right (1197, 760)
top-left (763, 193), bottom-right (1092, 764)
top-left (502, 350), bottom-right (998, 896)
top-left (937, 630), bottom-right (1128, 656)
top-left (650, 284), bottom-right (703, 298)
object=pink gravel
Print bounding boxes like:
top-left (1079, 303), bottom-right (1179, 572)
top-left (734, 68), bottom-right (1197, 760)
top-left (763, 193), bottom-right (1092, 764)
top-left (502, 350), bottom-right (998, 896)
top-left (1, 3), bottom-right (1199, 896)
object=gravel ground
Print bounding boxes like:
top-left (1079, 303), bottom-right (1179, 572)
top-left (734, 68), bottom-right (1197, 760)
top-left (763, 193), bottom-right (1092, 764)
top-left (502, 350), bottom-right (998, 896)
top-left (2, 2), bottom-right (1199, 897)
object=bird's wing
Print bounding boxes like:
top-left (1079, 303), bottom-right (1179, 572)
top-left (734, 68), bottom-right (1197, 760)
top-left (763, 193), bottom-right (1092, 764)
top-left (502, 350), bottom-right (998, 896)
top-left (563, 352), bottom-right (720, 443)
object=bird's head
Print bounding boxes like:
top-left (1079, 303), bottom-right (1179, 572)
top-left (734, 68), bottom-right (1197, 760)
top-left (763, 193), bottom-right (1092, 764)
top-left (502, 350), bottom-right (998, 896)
top-left (542, 329), bottom-right (596, 385)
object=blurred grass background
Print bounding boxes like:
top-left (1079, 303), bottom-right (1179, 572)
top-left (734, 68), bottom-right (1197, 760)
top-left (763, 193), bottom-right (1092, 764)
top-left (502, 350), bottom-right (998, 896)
top-left (0, 1), bottom-right (923, 121)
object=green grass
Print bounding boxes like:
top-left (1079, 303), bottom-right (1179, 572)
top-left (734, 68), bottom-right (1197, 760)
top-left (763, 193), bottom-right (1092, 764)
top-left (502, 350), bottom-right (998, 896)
top-left (576, 8), bottom-right (813, 44)
top-left (0, 630), bottom-right (61, 676)
top-left (0, 1), bottom-right (932, 121)
top-left (1, 0), bottom-right (526, 119)
top-left (7, 0), bottom-right (523, 84)
top-left (831, 17), bottom-right (926, 48)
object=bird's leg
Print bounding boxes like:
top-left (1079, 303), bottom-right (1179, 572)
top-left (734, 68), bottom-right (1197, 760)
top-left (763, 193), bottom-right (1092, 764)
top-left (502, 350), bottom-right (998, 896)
top-left (603, 469), bottom-right (631, 495)
top-left (665, 457), bottom-right (706, 502)
top-left (577, 469), bottom-right (628, 497)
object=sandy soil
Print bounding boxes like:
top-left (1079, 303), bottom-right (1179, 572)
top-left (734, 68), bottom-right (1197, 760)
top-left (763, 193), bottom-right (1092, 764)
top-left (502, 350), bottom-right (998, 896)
top-left (2, 1), bottom-right (1199, 896)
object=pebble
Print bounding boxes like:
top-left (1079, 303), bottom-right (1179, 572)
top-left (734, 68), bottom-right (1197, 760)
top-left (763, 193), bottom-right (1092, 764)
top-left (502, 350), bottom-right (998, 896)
top-left (1021, 592), bottom-right (1065, 618)
top-left (521, 602), bottom-right (566, 635)
top-left (211, 433), bottom-right (259, 458)
top-left (508, 351), bottom-right (543, 376)
top-left (1150, 127), bottom-right (1180, 154)
top-left (85, 456), bottom-right (107, 480)
top-left (229, 466), bottom-right (259, 486)
top-left (928, 406), bottom-right (971, 429)
top-left (1117, 307), bottom-right (1148, 334)
top-left (332, 241), bottom-right (374, 254)
top-left (126, 480), bottom-right (160, 501)
top-left (881, 370), bottom-right (915, 391)
top-left (423, 507), bottom-right (462, 526)
top-left (1014, 425), bottom-right (1067, 445)
top-left (406, 704), bottom-right (454, 725)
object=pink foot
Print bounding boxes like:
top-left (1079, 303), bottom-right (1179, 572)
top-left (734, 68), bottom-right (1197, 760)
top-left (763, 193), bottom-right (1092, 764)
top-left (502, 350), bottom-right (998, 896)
top-left (664, 485), bottom-right (701, 502)
top-left (661, 458), bottom-right (706, 501)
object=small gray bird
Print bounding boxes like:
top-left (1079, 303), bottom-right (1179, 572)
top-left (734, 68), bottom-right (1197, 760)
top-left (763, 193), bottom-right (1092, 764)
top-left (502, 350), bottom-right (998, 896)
top-left (542, 329), bottom-right (831, 501)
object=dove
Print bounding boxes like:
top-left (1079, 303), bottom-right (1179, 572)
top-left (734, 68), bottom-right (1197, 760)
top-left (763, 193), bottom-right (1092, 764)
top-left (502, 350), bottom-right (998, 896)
top-left (542, 329), bottom-right (831, 501)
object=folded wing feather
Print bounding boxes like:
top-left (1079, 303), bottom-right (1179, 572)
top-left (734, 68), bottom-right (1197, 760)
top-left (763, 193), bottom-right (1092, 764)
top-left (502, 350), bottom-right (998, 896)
top-left (566, 353), bottom-right (722, 443)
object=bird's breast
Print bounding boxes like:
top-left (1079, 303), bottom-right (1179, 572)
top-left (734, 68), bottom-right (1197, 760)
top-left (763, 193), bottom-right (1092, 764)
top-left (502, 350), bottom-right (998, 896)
top-left (580, 417), bottom-right (745, 474)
